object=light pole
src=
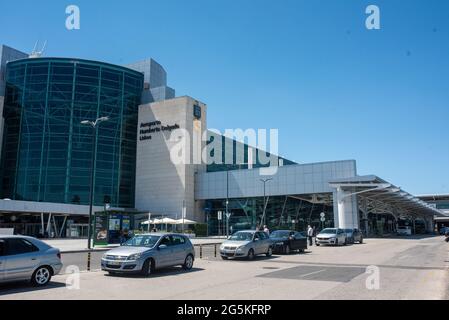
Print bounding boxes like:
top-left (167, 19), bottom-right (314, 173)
top-left (260, 178), bottom-right (273, 228)
top-left (226, 167), bottom-right (230, 237)
top-left (81, 116), bottom-right (109, 249)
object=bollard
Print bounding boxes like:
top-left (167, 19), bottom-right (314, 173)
top-left (214, 244), bottom-right (217, 257)
top-left (87, 252), bottom-right (91, 271)
top-left (200, 245), bottom-right (203, 259)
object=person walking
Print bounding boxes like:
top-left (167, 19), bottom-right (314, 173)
top-left (307, 225), bottom-right (314, 246)
top-left (263, 225), bottom-right (270, 235)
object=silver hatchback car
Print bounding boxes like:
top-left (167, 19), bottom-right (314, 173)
top-left (0, 235), bottom-right (63, 286)
top-left (101, 233), bottom-right (195, 276)
top-left (220, 230), bottom-right (273, 260)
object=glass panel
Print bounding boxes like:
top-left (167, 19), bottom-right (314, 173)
top-left (1, 59), bottom-right (143, 208)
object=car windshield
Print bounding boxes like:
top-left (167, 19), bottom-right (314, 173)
top-left (270, 231), bottom-right (290, 239)
top-left (344, 229), bottom-right (353, 233)
top-left (123, 235), bottom-right (160, 247)
top-left (320, 229), bottom-right (337, 234)
top-left (229, 232), bottom-right (254, 241)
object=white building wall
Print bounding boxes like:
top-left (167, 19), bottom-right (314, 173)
top-left (135, 96), bottom-right (207, 221)
top-left (195, 160), bottom-right (357, 200)
top-left (195, 160), bottom-right (358, 228)
top-left (0, 199), bottom-right (122, 216)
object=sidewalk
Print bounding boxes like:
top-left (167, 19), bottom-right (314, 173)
top-left (43, 237), bottom-right (226, 253)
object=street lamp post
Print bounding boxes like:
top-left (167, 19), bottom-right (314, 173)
top-left (260, 178), bottom-right (273, 228)
top-left (81, 116), bottom-right (109, 249)
top-left (226, 168), bottom-right (230, 237)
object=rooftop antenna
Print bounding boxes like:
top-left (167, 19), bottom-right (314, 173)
top-left (29, 40), bottom-right (47, 58)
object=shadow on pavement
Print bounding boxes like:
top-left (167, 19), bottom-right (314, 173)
top-left (104, 266), bottom-right (205, 279)
top-left (0, 281), bottom-right (66, 296)
top-left (222, 255), bottom-right (282, 263)
top-left (365, 234), bottom-right (441, 240)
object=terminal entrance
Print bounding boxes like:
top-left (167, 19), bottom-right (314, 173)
top-left (0, 212), bottom-right (88, 238)
top-left (205, 193), bottom-right (334, 236)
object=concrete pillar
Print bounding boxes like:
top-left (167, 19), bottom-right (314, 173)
top-left (360, 197), bottom-right (369, 236)
top-left (334, 187), bottom-right (359, 229)
top-left (425, 216), bottom-right (434, 233)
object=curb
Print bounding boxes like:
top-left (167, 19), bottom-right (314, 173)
top-left (61, 247), bottom-right (118, 254)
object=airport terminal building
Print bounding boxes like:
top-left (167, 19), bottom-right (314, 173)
top-left (0, 44), bottom-right (445, 238)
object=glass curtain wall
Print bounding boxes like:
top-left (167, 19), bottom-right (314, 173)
top-left (1, 58), bottom-right (143, 208)
top-left (206, 195), bottom-right (334, 236)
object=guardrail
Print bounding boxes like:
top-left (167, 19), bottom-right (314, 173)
top-left (193, 243), bottom-right (222, 259)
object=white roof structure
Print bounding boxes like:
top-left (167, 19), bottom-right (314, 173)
top-left (329, 175), bottom-right (446, 218)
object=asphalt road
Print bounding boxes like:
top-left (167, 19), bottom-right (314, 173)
top-left (1, 236), bottom-right (448, 300)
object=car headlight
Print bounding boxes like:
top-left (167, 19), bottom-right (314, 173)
top-left (236, 246), bottom-right (246, 252)
top-left (127, 253), bottom-right (142, 261)
top-left (220, 245), bottom-right (225, 250)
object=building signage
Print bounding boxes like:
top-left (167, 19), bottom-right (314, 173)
top-left (139, 120), bottom-right (180, 141)
top-left (93, 213), bottom-right (108, 246)
top-left (193, 105), bottom-right (202, 119)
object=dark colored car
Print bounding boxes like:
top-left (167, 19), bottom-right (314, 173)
top-left (269, 230), bottom-right (308, 254)
top-left (344, 228), bottom-right (364, 244)
top-left (439, 227), bottom-right (449, 235)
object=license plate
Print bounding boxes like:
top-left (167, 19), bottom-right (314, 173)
top-left (109, 261), bottom-right (121, 266)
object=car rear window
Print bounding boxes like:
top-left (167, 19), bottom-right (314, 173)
top-left (5, 238), bottom-right (39, 256)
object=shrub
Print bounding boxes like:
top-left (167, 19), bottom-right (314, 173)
top-left (194, 224), bottom-right (208, 237)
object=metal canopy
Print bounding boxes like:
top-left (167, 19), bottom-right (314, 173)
top-left (329, 175), bottom-right (446, 218)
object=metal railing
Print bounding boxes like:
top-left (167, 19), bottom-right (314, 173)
top-left (193, 243), bottom-right (222, 259)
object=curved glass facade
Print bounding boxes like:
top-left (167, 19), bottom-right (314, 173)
top-left (1, 58), bottom-right (143, 208)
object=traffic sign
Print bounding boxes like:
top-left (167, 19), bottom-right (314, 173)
top-left (320, 212), bottom-right (326, 218)
top-left (320, 217), bottom-right (326, 222)
top-left (226, 213), bottom-right (231, 219)
top-left (218, 211), bottom-right (223, 221)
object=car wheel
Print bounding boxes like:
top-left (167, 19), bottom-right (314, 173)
top-left (284, 245), bottom-right (291, 255)
top-left (316, 243), bottom-right (320, 247)
top-left (183, 254), bottom-right (194, 270)
top-left (108, 271), bottom-right (117, 276)
top-left (141, 258), bottom-right (153, 276)
top-left (359, 237), bottom-right (363, 244)
top-left (343, 239), bottom-right (347, 246)
top-left (31, 266), bottom-right (52, 286)
top-left (221, 256), bottom-right (229, 260)
top-left (247, 249), bottom-right (255, 260)
top-left (266, 247), bottom-right (273, 257)
top-left (335, 239), bottom-right (339, 246)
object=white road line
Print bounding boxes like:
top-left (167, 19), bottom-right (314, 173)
top-left (301, 269), bottom-right (327, 278)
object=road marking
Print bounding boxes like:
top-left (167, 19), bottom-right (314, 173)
top-left (300, 269), bottom-right (327, 278)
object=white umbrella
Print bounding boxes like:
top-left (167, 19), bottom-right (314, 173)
top-left (158, 218), bottom-right (177, 224)
top-left (175, 219), bottom-right (197, 225)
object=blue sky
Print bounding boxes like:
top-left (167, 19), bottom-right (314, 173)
top-left (1, 0), bottom-right (448, 195)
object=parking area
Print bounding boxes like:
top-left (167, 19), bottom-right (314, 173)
top-left (1, 236), bottom-right (448, 300)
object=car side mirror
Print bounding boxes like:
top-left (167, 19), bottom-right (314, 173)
top-left (158, 244), bottom-right (168, 250)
